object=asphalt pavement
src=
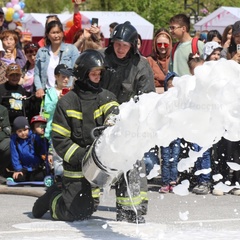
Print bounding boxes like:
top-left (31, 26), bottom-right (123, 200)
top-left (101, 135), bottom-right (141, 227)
top-left (0, 181), bottom-right (240, 240)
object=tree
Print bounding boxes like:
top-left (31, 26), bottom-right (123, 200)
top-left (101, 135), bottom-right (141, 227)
top-left (25, 0), bottom-right (72, 13)
top-left (24, 0), bottom-right (240, 32)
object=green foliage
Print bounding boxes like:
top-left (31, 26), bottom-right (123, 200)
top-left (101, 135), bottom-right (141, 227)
top-left (24, 0), bottom-right (240, 34)
top-left (25, 0), bottom-right (72, 13)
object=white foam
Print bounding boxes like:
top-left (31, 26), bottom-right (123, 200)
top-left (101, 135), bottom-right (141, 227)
top-left (96, 59), bottom-right (240, 175)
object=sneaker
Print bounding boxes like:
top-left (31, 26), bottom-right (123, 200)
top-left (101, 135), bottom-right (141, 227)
top-left (159, 185), bottom-right (170, 193)
top-left (32, 184), bottom-right (60, 218)
top-left (192, 182), bottom-right (211, 195)
top-left (169, 182), bottom-right (177, 193)
top-left (231, 188), bottom-right (240, 196)
top-left (212, 188), bottom-right (225, 196)
top-left (116, 209), bottom-right (145, 224)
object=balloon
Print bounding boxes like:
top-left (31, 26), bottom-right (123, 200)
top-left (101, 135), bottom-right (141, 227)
top-left (12, 12), bottom-right (20, 21)
top-left (6, 2), bottom-right (13, 8)
top-left (13, 4), bottom-right (21, 11)
top-left (11, 0), bottom-right (19, 4)
top-left (6, 7), bottom-right (15, 15)
top-left (5, 13), bottom-right (13, 22)
top-left (19, 1), bottom-right (25, 9)
top-left (20, 16), bottom-right (25, 22)
top-left (2, 7), bottom-right (7, 14)
top-left (18, 9), bottom-right (24, 18)
top-left (8, 22), bottom-right (16, 30)
top-left (5, 8), bottom-right (14, 21)
top-left (66, 20), bottom-right (73, 28)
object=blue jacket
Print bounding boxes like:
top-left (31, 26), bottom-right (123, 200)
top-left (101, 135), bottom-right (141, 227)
top-left (10, 130), bottom-right (46, 172)
top-left (34, 42), bottom-right (79, 91)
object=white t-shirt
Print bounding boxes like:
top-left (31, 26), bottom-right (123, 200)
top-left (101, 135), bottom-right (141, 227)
top-left (46, 47), bottom-right (59, 88)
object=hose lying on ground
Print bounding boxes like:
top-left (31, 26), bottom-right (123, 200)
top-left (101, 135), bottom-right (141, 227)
top-left (0, 185), bottom-right (45, 197)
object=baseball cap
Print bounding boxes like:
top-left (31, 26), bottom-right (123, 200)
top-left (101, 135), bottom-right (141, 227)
top-left (6, 63), bottom-right (22, 76)
top-left (203, 41), bottom-right (223, 60)
top-left (233, 21), bottom-right (240, 36)
top-left (13, 116), bottom-right (30, 132)
top-left (54, 64), bottom-right (73, 77)
top-left (0, 8), bottom-right (4, 15)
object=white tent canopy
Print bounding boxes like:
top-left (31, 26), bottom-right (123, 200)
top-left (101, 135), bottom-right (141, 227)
top-left (22, 11), bottom-right (154, 40)
top-left (194, 6), bottom-right (240, 34)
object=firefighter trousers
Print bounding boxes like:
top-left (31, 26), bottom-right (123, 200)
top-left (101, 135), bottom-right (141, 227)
top-left (50, 176), bottom-right (94, 221)
top-left (115, 159), bottom-right (148, 215)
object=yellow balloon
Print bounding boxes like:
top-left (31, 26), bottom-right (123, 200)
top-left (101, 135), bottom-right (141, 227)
top-left (7, 8), bottom-right (15, 15)
top-left (5, 8), bottom-right (15, 22)
top-left (5, 13), bottom-right (13, 22)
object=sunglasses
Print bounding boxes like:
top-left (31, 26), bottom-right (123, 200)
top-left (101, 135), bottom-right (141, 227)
top-left (157, 42), bottom-right (170, 48)
top-left (25, 49), bottom-right (38, 55)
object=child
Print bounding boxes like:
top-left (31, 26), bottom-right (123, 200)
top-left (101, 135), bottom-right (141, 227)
top-left (159, 72), bottom-right (181, 193)
top-left (186, 53), bottom-right (212, 195)
top-left (43, 64), bottom-right (73, 178)
top-left (203, 41), bottom-right (223, 61)
top-left (187, 53), bottom-right (204, 75)
top-left (10, 116), bottom-right (47, 182)
top-left (30, 115), bottom-right (54, 184)
top-left (0, 63), bottom-right (29, 126)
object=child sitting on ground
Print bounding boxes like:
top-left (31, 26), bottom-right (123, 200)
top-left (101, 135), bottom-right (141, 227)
top-left (10, 116), bottom-right (47, 182)
top-left (30, 115), bottom-right (53, 175)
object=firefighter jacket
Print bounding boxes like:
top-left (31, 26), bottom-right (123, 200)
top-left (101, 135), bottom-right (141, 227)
top-left (99, 47), bottom-right (155, 104)
top-left (51, 82), bottom-right (119, 173)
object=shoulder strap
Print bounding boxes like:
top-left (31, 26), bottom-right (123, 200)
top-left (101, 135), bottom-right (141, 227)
top-left (171, 38), bottom-right (199, 61)
top-left (171, 42), bottom-right (180, 60)
top-left (191, 37), bottom-right (199, 55)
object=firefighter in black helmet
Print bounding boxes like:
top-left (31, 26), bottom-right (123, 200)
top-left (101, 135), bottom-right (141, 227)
top-left (99, 22), bottom-right (155, 223)
top-left (32, 49), bottom-right (119, 221)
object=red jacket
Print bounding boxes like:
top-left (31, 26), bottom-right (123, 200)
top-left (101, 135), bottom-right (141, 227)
top-left (38, 12), bottom-right (82, 47)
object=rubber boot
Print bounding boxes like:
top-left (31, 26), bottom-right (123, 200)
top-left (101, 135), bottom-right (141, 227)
top-left (32, 184), bottom-right (60, 218)
top-left (116, 209), bottom-right (145, 224)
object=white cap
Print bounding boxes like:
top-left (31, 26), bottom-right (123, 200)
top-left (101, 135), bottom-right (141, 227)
top-left (0, 40), bottom-right (5, 53)
top-left (203, 41), bottom-right (223, 60)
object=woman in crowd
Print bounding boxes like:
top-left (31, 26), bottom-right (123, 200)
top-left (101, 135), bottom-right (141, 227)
top-left (19, 42), bottom-right (41, 121)
top-left (20, 42), bottom-right (40, 93)
top-left (206, 29), bottom-right (222, 45)
top-left (226, 20), bottom-right (240, 62)
top-left (221, 25), bottom-right (233, 59)
top-left (34, 21), bottom-right (79, 99)
top-left (147, 28), bottom-right (172, 94)
top-left (38, 0), bottom-right (82, 47)
top-left (0, 30), bottom-right (26, 68)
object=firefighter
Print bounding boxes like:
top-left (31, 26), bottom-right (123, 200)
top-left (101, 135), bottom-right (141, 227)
top-left (32, 49), bottom-right (119, 221)
top-left (100, 21), bottom-right (155, 223)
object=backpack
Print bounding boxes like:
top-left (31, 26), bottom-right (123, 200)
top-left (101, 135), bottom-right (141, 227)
top-left (171, 37), bottom-right (199, 60)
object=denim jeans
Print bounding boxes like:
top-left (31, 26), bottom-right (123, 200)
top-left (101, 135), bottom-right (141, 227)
top-left (192, 143), bottom-right (211, 183)
top-left (143, 147), bottom-right (160, 175)
top-left (161, 139), bottom-right (181, 185)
